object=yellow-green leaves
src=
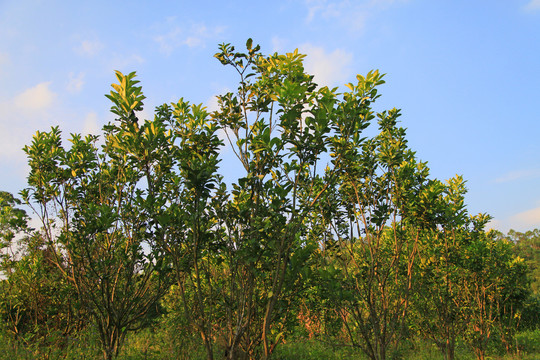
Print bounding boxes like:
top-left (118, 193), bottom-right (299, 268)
top-left (105, 70), bottom-right (146, 124)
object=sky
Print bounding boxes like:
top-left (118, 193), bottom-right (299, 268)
top-left (0, 0), bottom-right (539, 233)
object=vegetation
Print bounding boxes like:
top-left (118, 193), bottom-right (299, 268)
top-left (0, 40), bottom-right (538, 360)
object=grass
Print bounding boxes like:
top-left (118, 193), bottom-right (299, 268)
top-left (1, 328), bottom-right (539, 360)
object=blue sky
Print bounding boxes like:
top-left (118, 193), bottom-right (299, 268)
top-left (0, 0), bottom-right (539, 232)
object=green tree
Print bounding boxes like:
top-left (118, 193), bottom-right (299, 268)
top-left (0, 192), bottom-right (82, 355)
top-left (461, 225), bottom-right (529, 360)
top-left (504, 229), bottom-right (540, 295)
top-left (208, 40), bottom-right (336, 359)
top-left (496, 229), bottom-right (540, 331)
top-left (21, 72), bottom-right (171, 360)
top-left (409, 176), bottom-right (473, 360)
top-left (314, 71), bottom-right (436, 360)
top-left (150, 97), bottom-right (225, 360)
top-left (13, 39), bottom-right (529, 360)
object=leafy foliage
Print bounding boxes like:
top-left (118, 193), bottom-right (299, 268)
top-left (0, 39), bottom-right (536, 360)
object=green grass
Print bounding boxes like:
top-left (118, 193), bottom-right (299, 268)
top-left (1, 329), bottom-right (539, 360)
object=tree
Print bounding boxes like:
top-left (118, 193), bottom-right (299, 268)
top-left (409, 176), bottom-right (473, 360)
top-left (21, 72), bottom-right (171, 360)
top-left (318, 79), bottom-right (440, 360)
top-left (205, 40), bottom-right (335, 359)
top-left (0, 191), bottom-right (82, 354)
top-left (499, 229), bottom-right (540, 331)
top-left (461, 225), bottom-right (529, 360)
top-left (149, 97), bottom-right (225, 360)
top-left (413, 209), bottom-right (529, 360)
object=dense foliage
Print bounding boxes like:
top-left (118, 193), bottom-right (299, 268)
top-left (0, 40), bottom-right (537, 360)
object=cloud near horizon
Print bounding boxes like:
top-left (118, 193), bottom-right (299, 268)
top-left (82, 112), bottom-right (100, 135)
top-left (488, 206), bottom-right (540, 233)
top-left (509, 207), bottom-right (540, 230)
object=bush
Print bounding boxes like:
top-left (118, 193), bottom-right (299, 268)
top-left (273, 339), bottom-right (364, 360)
top-left (515, 329), bottom-right (540, 354)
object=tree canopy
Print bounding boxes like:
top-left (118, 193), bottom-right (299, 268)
top-left (0, 39), bottom-right (536, 360)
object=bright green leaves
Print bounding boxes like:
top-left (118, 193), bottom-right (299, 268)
top-left (211, 40), bottom-right (348, 358)
top-left (20, 70), bottom-right (180, 360)
top-left (344, 70), bottom-right (385, 106)
top-left (23, 127), bottom-right (64, 201)
top-left (214, 38), bottom-right (260, 72)
top-left (171, 98), bottom-right (222, 198)
top-left (22, 127), bottom-right (100, 208)
top-left (105, 70), bottom-right (146, 124)
top-left (258, 48), bottom-right (309, 82)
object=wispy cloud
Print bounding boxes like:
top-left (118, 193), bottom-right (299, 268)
top-left (304, 0), bottom-right (408, 32)
top-left (271, 37), bottom-right (288, 53)
top-left (0, 52), bottom-right (9, 67)
top-left (154, 19), bottom-right (226, 55)
top-left (494, 169), bottom-right (540, 183)
top-left (524, 0), bottom-right (540, 11)
top-left (67, 72), bottom-right (85, 93)
top-left (486, 218), bottom-right (502, 232)
top-left (305, 0), bottom-right (341, 22)
top-left (75, 39), bottom-right (104, 56)
top-left (299, 43), bottom-right (353, 87)
top-left (108, 54), bottom-right (145, 73)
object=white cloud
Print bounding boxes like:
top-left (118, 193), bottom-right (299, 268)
top-left (67, 72), bottom-right (85, 93)
top-left (305, 0), bottom-right (340, 22)
top-left (108, 54), bottom-right (145, 72)
top-left (75, 39), bottom-right (104, 56)
top-left (14, 82), bottom-right (57, 111)
top-left (0, 119), bottom-right (27, 161)
top-left (205, 94), bottom-right (221, 113)
top-left (299, 44), bottom-right (353, 86)
top-left (154, 19), bottom-right (226, 55)
top-left (304, 0), bottom-right (366, 31)
top-left (82, 112), bottom-right (100, 135)
top-left (524, 0), bottom-right (540, 11)
top-left (304, 0), bottom-right (408, 32)
top-left (494, 169), bottom-right (540, 183)
top-left (155, 27), bottom-right (181, 55)
top-left (0, 82), bottom-right (60, 165)
top-left (134, 108), bottom-right (153, 123)
top-left (184, 24), bottom-right (225, 48)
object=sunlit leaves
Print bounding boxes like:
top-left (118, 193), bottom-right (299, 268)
top-left (105, 71), bottom-right (146, 124)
